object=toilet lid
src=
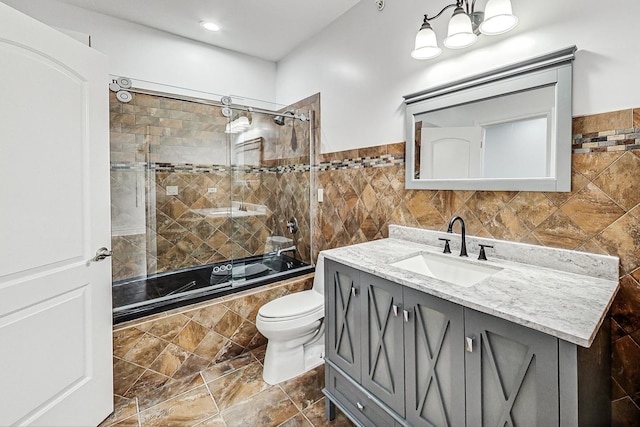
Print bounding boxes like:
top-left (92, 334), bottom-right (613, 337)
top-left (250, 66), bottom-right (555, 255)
top-left (258, 290), bottom-right (324, 319)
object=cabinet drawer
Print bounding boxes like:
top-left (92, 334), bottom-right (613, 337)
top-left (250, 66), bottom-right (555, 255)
top-left (326, 366), bottom-right (399, 427)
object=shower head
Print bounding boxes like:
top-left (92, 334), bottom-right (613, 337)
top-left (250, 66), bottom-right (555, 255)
top-left (273, 110), bottom-right (295, 126)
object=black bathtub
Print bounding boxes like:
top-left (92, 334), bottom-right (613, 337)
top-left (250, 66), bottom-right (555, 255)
top-left (112, 253), bottom-right (313, 324)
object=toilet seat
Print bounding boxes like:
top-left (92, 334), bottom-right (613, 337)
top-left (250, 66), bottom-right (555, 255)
top-left (258, 290), bottom-right (323, 321)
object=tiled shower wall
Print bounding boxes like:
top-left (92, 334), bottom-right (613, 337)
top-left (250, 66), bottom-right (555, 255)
top-left (313, 108), bottom-right (640, 425)
top-left (110, 92), bottom-right (318, 281)
top-left (262, 93), bottom-right (319, 268)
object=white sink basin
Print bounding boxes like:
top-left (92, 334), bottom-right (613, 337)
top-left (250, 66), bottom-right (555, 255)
top-left (391, 252), bottom-right (503, 287)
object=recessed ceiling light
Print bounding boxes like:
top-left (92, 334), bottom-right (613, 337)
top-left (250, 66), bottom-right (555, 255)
top-left (201, 22), bottom-right (220, 32)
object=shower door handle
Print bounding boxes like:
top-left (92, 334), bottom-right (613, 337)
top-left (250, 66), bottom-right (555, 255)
top-left (92, 247), bottom-right (113, 262)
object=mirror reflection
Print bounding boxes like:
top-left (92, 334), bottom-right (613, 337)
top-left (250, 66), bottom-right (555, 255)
top-left (415, 86), bottom-right (554, 180)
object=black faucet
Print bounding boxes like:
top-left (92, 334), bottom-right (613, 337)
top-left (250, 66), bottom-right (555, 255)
top-left (447, 216), bottom-right (468, 257)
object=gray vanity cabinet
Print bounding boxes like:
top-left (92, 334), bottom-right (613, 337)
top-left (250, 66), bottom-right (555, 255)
top-left (464, 308), bottom-right (559, 426)
top-left (326, 260), bottom-right (404, 426)
top-left (360, 272), bottom-right (405, 415)
top-left (324, 259), bottom-right (609, 426)
top-left (403, 287), bottom-right (466, 427)
top-left (325, 260), bottom-right (466, 427)
top-left (326, 262), bottom-right (362, 382)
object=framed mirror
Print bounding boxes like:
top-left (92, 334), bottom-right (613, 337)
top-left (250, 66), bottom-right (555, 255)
top-left (404, 46), bottom-right (576, 191)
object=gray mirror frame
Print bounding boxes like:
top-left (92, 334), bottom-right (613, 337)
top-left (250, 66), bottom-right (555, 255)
top-left (403, 46), bottom-right (576, 191)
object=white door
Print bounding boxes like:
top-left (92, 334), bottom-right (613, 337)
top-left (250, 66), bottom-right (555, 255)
top-left (421, 126), bottom-right (483, 179)
top-left (0, 4), bottom-right (113, 426)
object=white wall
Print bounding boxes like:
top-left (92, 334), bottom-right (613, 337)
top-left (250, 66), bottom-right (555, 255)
top-left (3, 0), bottom-right (277, 104)
top-left (276, 0), bottom-right (640, 153)
top-left (6, 0), bottom-right (639, 153)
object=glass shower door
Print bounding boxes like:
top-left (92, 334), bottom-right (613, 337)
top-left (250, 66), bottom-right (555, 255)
top-left (226, 103), bottom-right (312, 286)
top-left (110, 91), bottom-right (235, 307)
top-left (109, 87), bottom-right (316, 315)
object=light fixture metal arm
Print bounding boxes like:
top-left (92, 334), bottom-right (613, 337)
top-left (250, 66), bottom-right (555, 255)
top-left (425, 0), bottom-right (476, 21)
top-left (470, 0), bottom-right (477, 14)
top-left (424, 2), bottom-right (459, 21)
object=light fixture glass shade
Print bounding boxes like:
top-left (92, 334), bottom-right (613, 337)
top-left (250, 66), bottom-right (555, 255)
top-left (411, 22), bottom-right (442, 60)
top-left (443, 7), bottom-right (477, 49)
top-left (225, 116), bottom-right (251, 133)
top-left (479, 0), bottom-right (518, 35)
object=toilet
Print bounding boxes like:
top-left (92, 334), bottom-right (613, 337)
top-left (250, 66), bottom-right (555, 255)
top-left (256, 253), bottom-right (325, 385)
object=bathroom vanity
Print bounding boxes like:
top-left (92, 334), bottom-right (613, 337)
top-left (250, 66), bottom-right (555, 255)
top-left (322, 225), bottom-right (619, 427)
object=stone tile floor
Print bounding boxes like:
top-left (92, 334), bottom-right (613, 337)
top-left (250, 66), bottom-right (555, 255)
top-left (99, 345), bottom-right (354, 427)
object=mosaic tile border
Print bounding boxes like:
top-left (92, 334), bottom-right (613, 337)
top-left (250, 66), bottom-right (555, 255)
top-left (275, 164), bottom-right (312, 173)
top-left (111, 163), bottom-right (147, 171)
top-left (572, 127), bottom-right (640, 153)
top-left (316, 153), bottom-right (405, 171)
top-left (110, 157), bottom-right (406, 174)
top-left (110, 162), bottom-right (311, 174)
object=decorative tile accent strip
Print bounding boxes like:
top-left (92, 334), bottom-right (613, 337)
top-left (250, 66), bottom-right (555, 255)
top-left (316, 153), bottom-right (405, 171)
top-left (276, 164), bottom-right (312, 173)
top-left (572, 127), bottom-right (640, 153)
top-left (110, 162), bottom-right (312, 174)
top-left (110, 158), bottom-right (405, 174)
top-left (110, 162), bottom-right (147, 171)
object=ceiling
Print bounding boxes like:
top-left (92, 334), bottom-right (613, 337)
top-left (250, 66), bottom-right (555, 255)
top-left (57, 0), bottom-right (361, 62)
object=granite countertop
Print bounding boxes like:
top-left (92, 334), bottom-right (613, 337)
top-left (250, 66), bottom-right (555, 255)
top-left (321, 225), bottom-right (620, 348)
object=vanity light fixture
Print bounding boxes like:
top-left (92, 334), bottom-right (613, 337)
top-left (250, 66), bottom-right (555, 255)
top-left (411, 0), bottom-right (518, 60)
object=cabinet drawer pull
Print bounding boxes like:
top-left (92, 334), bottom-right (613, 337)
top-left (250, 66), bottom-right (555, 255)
top-left (356, 402), bottom-right (364, 411)
top-left (392, 304), bottom-right (398, 317)
top-left (403, 309), bottom-right (410, 323)
top-left (351, 287), bottom-right (358, 297)
top-left (465, 336), bottom-right (474, 352)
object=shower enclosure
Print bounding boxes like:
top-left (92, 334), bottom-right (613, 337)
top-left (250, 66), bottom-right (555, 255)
top-left (109, 82), bottom-right (316, 322)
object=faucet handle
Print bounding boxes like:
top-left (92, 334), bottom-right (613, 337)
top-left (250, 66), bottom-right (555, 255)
top-left (438, 238), bottom-right (452, 254)
top-left (478, 244), bottom-right (494, 261)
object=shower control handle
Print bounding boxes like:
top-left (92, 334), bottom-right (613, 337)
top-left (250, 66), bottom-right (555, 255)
top-left (92, 247), bottom-right (112, 262)
top-left (286, 217), bottom-right (299, 234)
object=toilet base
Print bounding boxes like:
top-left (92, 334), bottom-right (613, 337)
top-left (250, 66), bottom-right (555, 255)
top-left (262, 339), bottom-right (325, 385)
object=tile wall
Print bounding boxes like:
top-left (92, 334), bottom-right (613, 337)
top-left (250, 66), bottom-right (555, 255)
top-left (312, 108), bottom-right (640, 425)
top-left (110, 92), bottom-right (319, 281)
top-left (106, 274), bottom-right (315, 425)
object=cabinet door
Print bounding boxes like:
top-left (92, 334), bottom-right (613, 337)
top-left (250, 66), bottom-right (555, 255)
top-left (404, 287), bottom-right (466, 427)
top-left (360, 273), bottom-right (405, 416)
top-left (325, 260), bottom-right (362, 381)
top-left (465, 309), bottom-right (559, 426)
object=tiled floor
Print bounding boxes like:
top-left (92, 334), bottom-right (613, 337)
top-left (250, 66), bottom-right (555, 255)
top-left (99, 345), bottom-right (354, 427)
